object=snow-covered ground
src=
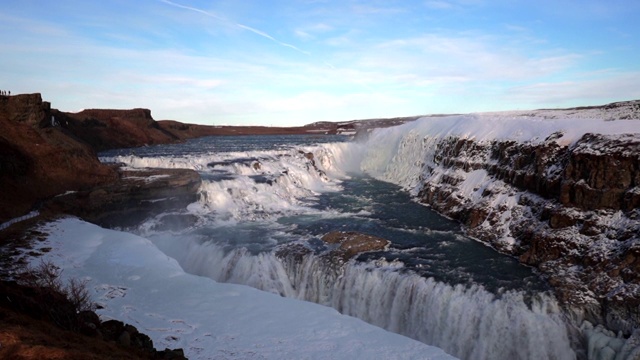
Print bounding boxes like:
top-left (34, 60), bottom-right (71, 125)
top-left (30, 217), bottom-right (456, 360)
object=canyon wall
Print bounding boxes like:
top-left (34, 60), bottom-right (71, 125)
top-left (0, 94), bottom-right (117, 222)
top-left (378, 106), bottom-right (640, 333)
top-left (0, 94), bottom-right (201, 225)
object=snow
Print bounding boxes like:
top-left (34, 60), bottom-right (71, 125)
top-left (457, 169), bottom-right (490, 201)
top-left (0, 210), bottom-right (40, 231)
top-left (31, 217), bottom-right (457, 360)
top-left (377, 113), bottom-right (639, 147)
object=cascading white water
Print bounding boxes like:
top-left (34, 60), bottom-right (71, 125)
top-left (149, 235), bottom-right (576, 360)
top-left (296, 257), bottom-right (575, 360)
top-left (104, 147), bottom-right (344, 221)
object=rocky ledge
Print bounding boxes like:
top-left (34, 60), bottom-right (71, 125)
top-left (410, 108), bottom-right (640, 333)
top-left (0, 279), bottom-right (186, 359)
top-left (43, 168), bottom-right (201, 228)
top-left (276, 230), bottom-right (390, 266)
top-left (321, 231), bottom-right (391, 260)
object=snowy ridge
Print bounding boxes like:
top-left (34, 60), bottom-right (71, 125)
top-left (356, 114), bottom-right (639, 189)
top-left (33, 218), bottom-right (456, 360)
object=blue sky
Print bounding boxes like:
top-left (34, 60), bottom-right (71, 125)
top-left (2, 0), bottom-right (639, 126)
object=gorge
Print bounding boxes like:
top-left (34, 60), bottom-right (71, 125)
top-left (1, 92), bottom-right (640, 359)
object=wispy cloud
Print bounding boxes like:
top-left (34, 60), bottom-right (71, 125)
top-left (351, 34), bottom-right (581, 85)
top-left (159, 0), bottom-right (310, 55)
top-left (158, 0), bottom-right (226, 21)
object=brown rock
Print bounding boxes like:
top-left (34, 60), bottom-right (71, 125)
top-left (0, 94), bottom-right (117, 222)
top-left (155, 348), bottom-right (187, 359)
top-left (321, 231), bottom-right (390, 259)
top-left (78, 310), bottom-right (102, 337)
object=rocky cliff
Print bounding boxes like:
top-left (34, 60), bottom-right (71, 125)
top-left (0, 94), bottom-right (201, 226)
top-left (56, 108), bottom-right (343, 152)
top-left (53, 108), bottom-right (181, 152)
top-left (0, 94), bottom-right (117, 222)
top-left (378, 102), bottom-right (640, 334)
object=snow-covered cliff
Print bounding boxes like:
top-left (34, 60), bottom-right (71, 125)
top-left (355, 100), bottom-right (640, 334)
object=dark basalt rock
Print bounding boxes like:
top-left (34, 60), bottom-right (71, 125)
top-left (0, 280), bottom-right (186, 358)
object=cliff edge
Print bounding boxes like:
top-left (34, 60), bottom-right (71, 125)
top-left (361, 101), bottom-right (640, 334)
top-left (0, 94), bottom-right (201, 226)
top-left (0, 94), bottom-right (117, 222)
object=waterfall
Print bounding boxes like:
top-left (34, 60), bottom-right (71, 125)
top-left (151, 235), bottom-right (577, 360)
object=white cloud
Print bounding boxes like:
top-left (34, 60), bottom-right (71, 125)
top-left (335, 33), bottom-right (582, 88)
top-left (504, 71), bottom-right (640, 107)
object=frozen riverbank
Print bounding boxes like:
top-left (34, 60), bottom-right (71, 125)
top-left (29, 217), bottom-right (456, 360)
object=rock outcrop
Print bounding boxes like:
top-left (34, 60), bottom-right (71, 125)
top-left (276, 231), bottom-right (390, 268)
top-left (54, 108), bottom-right (347, 152)
top-left (0, 94), bottom-right (202, 228)
top-left (0, 280), bottom-right (186, 359)
top-left (321, 231), bottom-right (390, 260)
top-left (0, 94), bottom-right (117, 222)
top-left (55, 108), bottom-right (181, 152)
top-left (412, 121), bottom-right (640, 333)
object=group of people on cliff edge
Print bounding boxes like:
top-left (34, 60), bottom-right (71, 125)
top-left (0, 90), bottom-right (10, 96)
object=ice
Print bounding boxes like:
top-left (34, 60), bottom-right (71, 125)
top-left (31, 217), bottom-right (457, 360)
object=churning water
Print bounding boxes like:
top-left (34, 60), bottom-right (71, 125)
top-left (101, 134), bottom-right (579, 360)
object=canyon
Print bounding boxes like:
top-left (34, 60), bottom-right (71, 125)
top-left (1, 92), bottom-right (640, 357)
